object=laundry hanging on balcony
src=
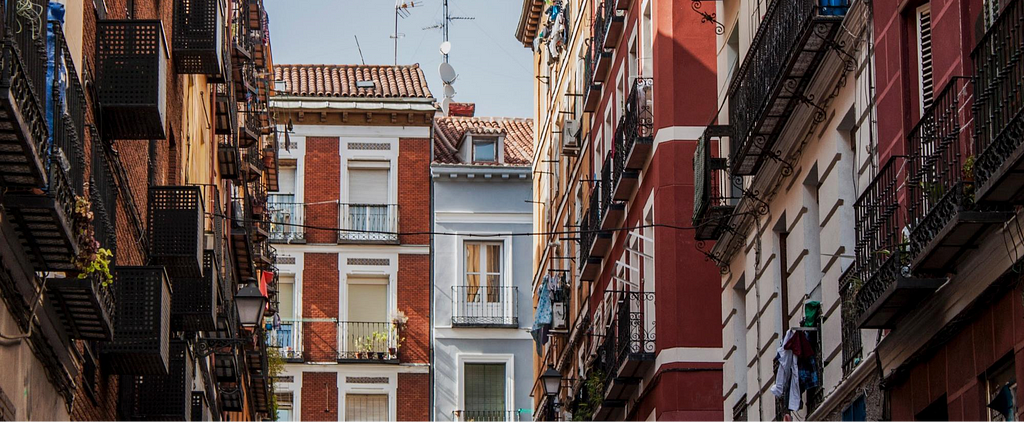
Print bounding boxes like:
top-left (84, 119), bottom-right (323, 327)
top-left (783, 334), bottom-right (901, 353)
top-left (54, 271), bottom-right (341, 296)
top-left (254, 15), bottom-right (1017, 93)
top-left (532, 275), bottom-right (554, 355)
top-left (771, 328), bottom-right (820, 412)
top-left (536, 0), bottom-right (567, 62)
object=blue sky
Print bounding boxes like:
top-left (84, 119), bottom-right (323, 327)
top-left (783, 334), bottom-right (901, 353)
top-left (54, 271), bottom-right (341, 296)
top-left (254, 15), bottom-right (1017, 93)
top-left (264, 0), bottom-right (534, 118)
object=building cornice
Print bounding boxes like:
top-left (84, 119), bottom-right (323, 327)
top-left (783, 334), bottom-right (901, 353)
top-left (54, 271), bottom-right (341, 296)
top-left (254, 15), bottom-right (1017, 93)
top-left (430, 164), bottom-right (532, 180)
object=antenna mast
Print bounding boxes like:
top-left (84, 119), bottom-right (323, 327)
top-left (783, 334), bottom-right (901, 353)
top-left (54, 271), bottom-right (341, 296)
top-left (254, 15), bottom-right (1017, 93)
top-left (354, 36), bottom-right (366, 65)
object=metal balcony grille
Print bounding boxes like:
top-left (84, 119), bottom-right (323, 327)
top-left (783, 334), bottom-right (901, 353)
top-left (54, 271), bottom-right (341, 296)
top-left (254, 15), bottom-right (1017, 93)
top-left (101, 266), bottom-right (173, 375)
top-left (693, 129), bottom-right (739, 240)
top-left (452, 286), bottom-right (518, 327)
top-left (0, 0), bottom-right (49, 187)
top-left (45, 274), bottom-right (115, 341)
top-left (728, 0), bottom-right (850, 175)
top-left (453, 410), bottom-right (523, 421)
top-left (268, 200), bottom-right (305, 242)
top-left (839, 265), bottom-right (863, 377)
top-left (96, 20), bottom-right (168, 140)
top-left (119, 341), bottom-right (193, 420)
top-left (973, 0), bottom-right (1024, 200)
top-left (171, 250), bottom-right (219, 332)
top-left (268, 321), bottom-right (303, 360)
top-left (852, 155), bottom-right (905, 291)
top-left (338, 204), bottom-right (399, 243)
top-left (337, 321), bottom-right (399, 362)
top-left (148, 186), bottom-right (205, 278)
top-left (173, 0), bottom-right (225, 75)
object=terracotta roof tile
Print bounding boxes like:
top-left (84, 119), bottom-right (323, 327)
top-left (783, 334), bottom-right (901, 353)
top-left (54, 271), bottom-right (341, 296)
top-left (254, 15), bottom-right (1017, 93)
top-left (433, 116), bottom-right (535, 166)
top-left (274, 64), bottom-right (434, 99)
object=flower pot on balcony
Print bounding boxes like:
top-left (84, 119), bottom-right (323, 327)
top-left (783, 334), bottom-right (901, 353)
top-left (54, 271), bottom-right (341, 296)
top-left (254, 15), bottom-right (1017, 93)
top-left (377, 352), bottom-right (385, 360)
top-left (388, 347), bottom-right (397, 356)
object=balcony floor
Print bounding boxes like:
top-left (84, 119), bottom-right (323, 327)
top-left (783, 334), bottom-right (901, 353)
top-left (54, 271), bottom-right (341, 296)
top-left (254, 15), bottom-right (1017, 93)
top-left (858, 275), bottom-right (946, 329)
top-left (976, 114), bottom-right (1024, 204)
top-left (911, 208), bottom-right (1013, 275)
top-left (2, 192), bottom-right (77, 271)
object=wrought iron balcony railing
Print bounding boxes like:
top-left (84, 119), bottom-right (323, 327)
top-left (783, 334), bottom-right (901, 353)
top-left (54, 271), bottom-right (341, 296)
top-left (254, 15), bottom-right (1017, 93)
top-left (148, 186), bottom-right (206, 278)
top-left (268, 321), bottom-right (302, 360)
top-left (231, 187), bottom-right (256, 280)
top-left (616, 77), bottom-right (654, 173)
top-left (452, 285), bottom-right (518, 328)
top-left (852, 155), bottom-right (905, 290)
top-left (693, 127), bottom-right (740, 241)
top-left (728, 0), bottom-right (850, 175)
top-left (100, 266), bottom-right (173, 375)
top-left (337, 321), bottom-right (399, 362)
top-left (839, 265), bottom-right (862, 377)
top-left (0, 0), bottom-right (48, 187)
top-left (453, 410), bottom-right (523, 421)
top-left (338, 203), bottom-right (399, 243)
top-left (96, 20), bottom-right (168, 140)
top-left (268, 200), bottom-right (305, 242)
top-left (592, 290), bottom-right (655, 406)
top-left (972, 0), bottom-right (1024, 203)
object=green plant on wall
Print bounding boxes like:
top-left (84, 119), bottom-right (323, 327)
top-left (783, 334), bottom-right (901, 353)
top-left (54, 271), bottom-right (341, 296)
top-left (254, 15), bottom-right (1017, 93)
top-left (71, 196), bottom-right (113, 286)
top-left (268, 348), bottom-right (284, 421)
top-left (572, 369), bottom-right (605, 421)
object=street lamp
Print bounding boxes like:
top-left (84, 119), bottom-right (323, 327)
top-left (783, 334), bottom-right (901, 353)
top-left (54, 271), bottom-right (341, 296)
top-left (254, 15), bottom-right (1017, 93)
top-left (541, 365), bottom-right (561, 421)
top-left (235, 278), bottom-right (267, 328)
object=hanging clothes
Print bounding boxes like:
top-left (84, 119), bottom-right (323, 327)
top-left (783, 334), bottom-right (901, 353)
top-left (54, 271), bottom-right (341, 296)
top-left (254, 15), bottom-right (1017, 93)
top-left (532, 276), bottom-right (553, 355)
top-left (771, 329), bottom-right (803, 411)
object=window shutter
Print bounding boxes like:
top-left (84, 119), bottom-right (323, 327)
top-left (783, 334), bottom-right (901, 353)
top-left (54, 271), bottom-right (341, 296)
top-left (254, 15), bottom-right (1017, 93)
top-left (279, 276), bottom-right (294, 320)
top-left (348, 166), bottom-right (389, 204)
top-left (347, 282), bottom-right (388, 322)
top-left (278, 167), bottom-right (296, 195)
top-left (917, 4), bottom-right (934, 113)
top-left (464, 363), bottom-right (507, 413)
top-left (345, 394), bottom-right (388, 421)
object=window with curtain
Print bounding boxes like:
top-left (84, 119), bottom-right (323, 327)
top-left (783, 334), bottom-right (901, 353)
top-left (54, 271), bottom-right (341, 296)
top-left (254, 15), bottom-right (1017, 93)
top-left (464, 363), bottom-right (506, 417)
top-left (465, 242), bottom-right (503, 302)
top-left (345, 394), bottom-right (388, 421)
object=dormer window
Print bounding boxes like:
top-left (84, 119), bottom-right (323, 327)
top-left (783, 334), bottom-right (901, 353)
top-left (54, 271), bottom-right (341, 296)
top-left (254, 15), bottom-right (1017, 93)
top-left (473, 136), bottom-right (498, 163)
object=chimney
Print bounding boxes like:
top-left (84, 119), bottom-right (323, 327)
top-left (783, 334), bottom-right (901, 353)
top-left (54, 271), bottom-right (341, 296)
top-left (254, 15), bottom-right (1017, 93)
top-left (448, 102), bottom-right (475, 117)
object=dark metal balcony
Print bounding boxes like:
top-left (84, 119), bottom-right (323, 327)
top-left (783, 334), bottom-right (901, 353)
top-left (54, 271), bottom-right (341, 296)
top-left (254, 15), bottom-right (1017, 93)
top-left (231, 0), bottom-right (254, 65)
top-left (579, 168), bottom-right (613, 281)
top-left (338, 203), bottom-right (399, 244)
top-left (46, 274), bottom-right (115, 341)
top-left (594, 0), bottom-right (625, 51)
top-left (452, 285), bottom-right (519, 328)
top-left (269, 200), bottom-right (305, 243)
top-left (170, 250), bottom-right (219, 332)
top-left (839, 265), bottom-right (862, 377)
top-left (219, 134), bottom-right (241, 179)
top-left (618, 78), bottom-right (654, 172)
top-left (231, 188), bottom-right (256, 280)
top-left (96, 20), bottom-right (168, 140)
top-left (583, 41), bottom-right (607, 113)
top-left (693, 127), bottom-right (740, 241)
top-left (172, 0), bottom-right (225, 75)
top-left (101, 266), bottom-right (173, 375)
top-left (905, 77), bottom-right (1012, 274)
top-left (240, 97), bottom-right (263, 146)
top-left (248, 0), bottom-right (268, 68)
top-left (243, 144), bottom-right (264, 182)
top-left (254, 239), bottom-right (275, 270)
top-left (148, 186), bottom-right (205, 278)
top-left (972, 0), bottom-right (1024, 204)
top-left (265, 130), bottom-right (280, 191)
top-left (593, 290), bottom-right (655, 419)
top-left (336, 321), bottom-right (400, 363)
top-left (215, 83), bottom-right (237, 135)
top-left (728, 0), bottom-right (850, 175)
top-left (3, 20), bottom-right (86, 272)
top-left (0, 0), bottom-right (49, 188)
top-left (118, 341), bottom-right (193, 420)
top-left (600, 156), bottom-right (626, 228)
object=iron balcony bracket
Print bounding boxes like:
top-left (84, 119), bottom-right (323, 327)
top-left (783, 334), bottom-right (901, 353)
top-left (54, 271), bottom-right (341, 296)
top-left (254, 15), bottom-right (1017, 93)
top-left (195, 337), bottom-right (252, 358)
top-left (691, 1), bottom-right (725, 35)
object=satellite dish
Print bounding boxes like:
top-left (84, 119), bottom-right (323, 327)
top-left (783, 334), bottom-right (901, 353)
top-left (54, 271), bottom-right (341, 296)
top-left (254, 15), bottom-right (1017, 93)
top-left (440, 98), bottom-right (453, 115)
top-left (439, 41), bottom-right (452, 55)
top-left (439, 62), bottom-right (457, 84)
top-left (443, 83), bottom-right (455, 98)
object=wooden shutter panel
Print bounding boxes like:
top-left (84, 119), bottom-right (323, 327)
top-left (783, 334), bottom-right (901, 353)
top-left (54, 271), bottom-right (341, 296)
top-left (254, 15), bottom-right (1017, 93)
top-left (917, 4), bottom-right (934, 113)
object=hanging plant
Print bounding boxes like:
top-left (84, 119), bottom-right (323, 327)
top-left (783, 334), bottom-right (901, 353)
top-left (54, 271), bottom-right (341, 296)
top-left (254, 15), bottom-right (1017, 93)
top-left (71, 196), bottom-right (113, 287)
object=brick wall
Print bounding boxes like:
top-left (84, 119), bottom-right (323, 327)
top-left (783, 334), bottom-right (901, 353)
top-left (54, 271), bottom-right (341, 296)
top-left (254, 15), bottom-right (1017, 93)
top-left (304, 137), bottom-right (341, 244)
top-left (397, 254), bottom-right (429, 364)
top-left (303, 253), bottom-right (339, 362)
top-left (397, 373), bottom-right (429, 421)
top-left (398, 138), bottom-right (430, 246)
top-left (302, 372), bottom-right (338, 421)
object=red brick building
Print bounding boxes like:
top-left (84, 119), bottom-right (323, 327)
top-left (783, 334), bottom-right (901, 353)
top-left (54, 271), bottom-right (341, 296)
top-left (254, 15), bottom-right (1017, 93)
top-left (516, 0), bottom-right (724, 419)
top-left (267, 64), bottom-right (434, 421)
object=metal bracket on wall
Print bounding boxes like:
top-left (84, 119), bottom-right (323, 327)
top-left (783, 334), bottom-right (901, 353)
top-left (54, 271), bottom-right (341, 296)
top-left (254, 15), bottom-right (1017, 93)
top-left (692, 1), bottom-right (725, 35)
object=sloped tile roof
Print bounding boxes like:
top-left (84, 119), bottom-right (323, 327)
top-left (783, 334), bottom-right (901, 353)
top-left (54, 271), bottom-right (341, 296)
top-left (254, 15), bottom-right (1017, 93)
top-left (433, 116), bottom-right (535, 166)
top-left (274, 64), bottom-right (433, 98)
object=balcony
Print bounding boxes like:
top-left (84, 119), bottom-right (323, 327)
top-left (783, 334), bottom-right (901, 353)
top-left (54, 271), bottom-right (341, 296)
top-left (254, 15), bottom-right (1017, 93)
top-left (100, 266), bottom-right (173, 375)
top-left (268, 200), bottom-right (305, 243)
top-left (215, 83), bottom-right (237, 135)
top-left (972, 0), bottom-right (1024, 204)
top-left (231, 0), bottom-right (254, 65)
top-left (248, 0), bottom-right (268, 68)
top-left (231, 190), bottom-right (256, 280)
top-left (617, 78), bottom-right (654, 171)
top-left (243, 144), bottom-right (264, 182)
top-left (0, 0), bottom-right (49, 188)
top-left (219, 134), bottom-right (241, 179)
top-left (118, 341), bottom-right (193, 420)
top-left (905, 77), bottom-right (1012, 274)
top-left (170, 250), bottom-right (219, 332)
top-left (240, 97), bottom-right (263, 146)
top-left (336, 321), bottom-right (399, 363)
top-left (839, 265), bottom-right (862, 377)
top-left (579, 177), bottom-right (612, 281)
top-left (592, 290), bottom-right (655, 418)
top-left (254, 239), bottom-right (276, 270)
top-left (148, 186), bottom-right (205, 278)
top-left (172, 0), bottom-right (225, 75)
top-left (96, 20), bottom-right (168, 140)
top-left (693, 127), bottom-right (740, 241)
top-left (582, 42), bottom-right (607, 113)
top-left (338, 203), bottom-right (399, 244)
top-left (265, 130), bottom-right (280, 191)
top-left (600, 157), bottom-right (626, 228)
top-left (268, 321), bottom-right (303, 361)
top-left (453, 410), bottom-right (523, 421)
top-left (728, 0), bottom-right (850, 175)
top-left (3, 20), bottom-right (88, 272)
top-left (452, 285), bottom-right (519, 328)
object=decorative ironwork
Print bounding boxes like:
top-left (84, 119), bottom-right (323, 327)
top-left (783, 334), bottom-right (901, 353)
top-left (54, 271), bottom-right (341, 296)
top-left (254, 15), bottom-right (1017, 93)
top-left (852, 156), bottom-right (906, 298)
top-left (268, 200), bottom-right (305, 242)
top-left (148, 186), bottom-right (205, 278)
top-left (972, 0), bottom-right (1024, 201)
top-left (727, 0), bottom-right (850, 175)
top-left (96, 20), bottom-right (168, 140)
top-left (172, 0), bottom-right (225, 75)
top-left (452, 286), bottom-right (519, 327)
top-left (693, 128), bottom-right (740, 241)
top-left (839, 265), bottom-right (862, 377)
top-left (691, 1), bottom-right (724, 35)
top-left (0, 0), bottom-right (49, 187)
top-left (101, 266), bottom-right (173, 375)
top-left (336, 321), bottom-right (400, 362)
top-left (338, 204), bottom-right (400, 243)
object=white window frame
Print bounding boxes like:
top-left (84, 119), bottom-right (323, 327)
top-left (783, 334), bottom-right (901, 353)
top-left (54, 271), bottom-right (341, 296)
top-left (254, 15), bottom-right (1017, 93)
top-left (456, 353), bottom-right (516, 417)
top-left (338, 373), bottom-right (397, 422)
top-left (455, 236), bottom-right (514, 322)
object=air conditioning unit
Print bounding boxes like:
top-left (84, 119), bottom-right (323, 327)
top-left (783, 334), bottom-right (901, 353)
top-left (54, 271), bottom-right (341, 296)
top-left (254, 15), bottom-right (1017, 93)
top-left (552, 302), bottom-right (568, 330)
top-left (561, 118), bottom-right (580, 157)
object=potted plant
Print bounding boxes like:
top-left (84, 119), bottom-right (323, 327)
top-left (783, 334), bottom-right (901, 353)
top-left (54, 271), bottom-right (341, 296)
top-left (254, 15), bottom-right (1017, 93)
top-left (72, 196), bottom-right (114, 287)
top-left (391, 310), bottom-right (409, 331)
top-left (962, 155), bottom-right (976, 182)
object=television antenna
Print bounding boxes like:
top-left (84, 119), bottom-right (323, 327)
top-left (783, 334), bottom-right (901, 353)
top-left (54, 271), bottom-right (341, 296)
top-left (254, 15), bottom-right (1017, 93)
top-left (393, 1), bottom-right (420, 65)
top-left (422, 0), bottom-right (474, 64)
